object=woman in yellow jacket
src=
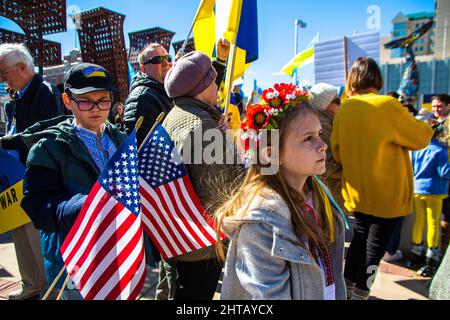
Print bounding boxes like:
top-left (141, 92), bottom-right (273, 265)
top-left (330, 57), bottom-right (433, 300)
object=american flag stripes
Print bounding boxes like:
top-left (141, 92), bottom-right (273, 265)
top-left (60, 131), bottom-right (146, 300)
top-left (138, 124), bottom-right (224, 260)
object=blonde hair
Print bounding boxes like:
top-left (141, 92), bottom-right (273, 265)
top-left (214, 104), bottom-right (340, 261)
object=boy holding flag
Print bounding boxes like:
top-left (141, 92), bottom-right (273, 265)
top-left (20, 63), bottom-right (127, 299)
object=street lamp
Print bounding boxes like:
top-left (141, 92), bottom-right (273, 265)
top-left (294, 19), bottom-right (307, 84)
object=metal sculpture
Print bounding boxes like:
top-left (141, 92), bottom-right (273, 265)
top-left (0, 0), bottom-right (66, 66)
top-left (73, 7), bottom-right (129, 102)
top-left (172, 38), bottom-right (195, 56)
top-left (0, 28), bottom-right (61, 66)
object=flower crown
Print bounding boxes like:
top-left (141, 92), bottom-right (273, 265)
top-left (240, 83), bottom-right (310, 156)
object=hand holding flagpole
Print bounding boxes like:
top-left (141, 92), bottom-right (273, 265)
top-left (138, 113), bottom-right (166, 153)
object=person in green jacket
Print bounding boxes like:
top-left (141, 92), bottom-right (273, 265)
top-left (20, 63), bottom-right (127, 300)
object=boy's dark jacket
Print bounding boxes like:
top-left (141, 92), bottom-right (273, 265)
top-left (20, 115), bottom-right (126, 234)
top-left (19, 116), bottom-right (126, 285)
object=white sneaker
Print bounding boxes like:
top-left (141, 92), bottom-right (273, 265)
top-left (383, 250), bottom-right (403, 262)
top-left (7, 286), bottom-right (41, 300)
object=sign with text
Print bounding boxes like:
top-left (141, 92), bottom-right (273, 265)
top-left (0, 150), bottom-right (30, 234)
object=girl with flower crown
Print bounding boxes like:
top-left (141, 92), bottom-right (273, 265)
top-left (215, 83), bottom-right (348, 300)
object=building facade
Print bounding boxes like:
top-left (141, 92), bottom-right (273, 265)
top-left (434, 0), bottom-right (450, 60)
top-left (43, 48), bottom-right (82, 86)
top-left (380, 3), bottom-right (450, 101)
top-left (390, 11), bottom-right (434, 59)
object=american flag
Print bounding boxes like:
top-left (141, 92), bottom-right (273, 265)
top-left (60, 131), bottom-right (146, 300)
top-left (138, 124), bottom-right (225, 260)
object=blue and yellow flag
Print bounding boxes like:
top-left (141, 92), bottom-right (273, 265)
top-left (193, 0), bottom-right (216, 59)
top-left (192, 0), bottom-right (258, 128)
top-left (193, 0), bottom-right (258, 81)
top-left (280, 32), bottom-right (319, 77)
top-left (82, 66), bottom-right (107, 78)
top-left (0, 150), bottom-right (30, 234)
top-left (215, 0), bottom-right (258, 81)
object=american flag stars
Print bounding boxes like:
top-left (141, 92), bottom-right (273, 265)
top-left (99, 145), bottom-right (140, 214)
top-left (138, 130), bottom-right (186, 189)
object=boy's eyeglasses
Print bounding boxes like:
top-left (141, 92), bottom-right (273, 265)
top-left (70, 97), bottom-right (112, 111)
top-left (143, 55), bottom-right (172, 65)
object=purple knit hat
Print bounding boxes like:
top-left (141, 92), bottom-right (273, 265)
top-left (164, 51), bottom-right (218, 99)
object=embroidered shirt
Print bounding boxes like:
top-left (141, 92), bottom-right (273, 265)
top-left (73, 122), bottom-right (117, 172)
top-left (304, 194), bottom-right (336, 300)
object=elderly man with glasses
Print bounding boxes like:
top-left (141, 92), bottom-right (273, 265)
top-left (123, 40), bottom-right (230, 147)
top-left (0, 43), bottom-right (67, 300)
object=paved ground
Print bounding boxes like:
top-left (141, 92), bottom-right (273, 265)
top-left (0, 228), bottom-right (432, 301)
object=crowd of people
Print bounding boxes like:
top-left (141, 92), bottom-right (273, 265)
top-left (0, 40), bottom-right (450, 301)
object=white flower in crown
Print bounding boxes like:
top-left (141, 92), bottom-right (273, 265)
top-left (265, 91), bottom-right (275, 100)
top-left (285, 93), bottom-right (296, 101)
top-left (266, 108), bottom-right (280, 116)
top-left (241, 131), bottom-right (249, 140)
top-left (249, 131), bottom-right (261, 141)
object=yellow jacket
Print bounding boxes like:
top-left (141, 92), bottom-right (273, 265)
top-left (330, 93), bottom-right (433, 218)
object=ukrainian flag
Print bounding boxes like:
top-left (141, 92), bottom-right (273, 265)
top-left (83, 66), bottom-right (107, 78)
top-left (280, 33), bottom-right (319, 77)
top-left (193, 0), bottom-right (216, 59)
top-left (216, 0), bottom-right (258, 81)
top-left (193, 0), bottom-right (258, 81)
top-left (193, 0), bottom-right (258, 129)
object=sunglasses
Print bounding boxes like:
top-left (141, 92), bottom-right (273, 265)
top-left (143, 55), bottom-right (173, 65)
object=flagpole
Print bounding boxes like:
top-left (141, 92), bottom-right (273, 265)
top-left (344, 36), bottom-right (349, 80)
top-left (294, 19), bottom-right (299, 84)
top-left (56, 273), bottom-right (72, 301)
top-left (137, 113), bottom-right (166, 154)
top-left (41, 266), bottom-right (66, 300)
top-left (179, 0), bottom-right (206, 54)
top-left (223, 43), bottom-right (238, 118)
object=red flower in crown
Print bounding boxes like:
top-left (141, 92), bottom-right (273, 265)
top-left (274, 83), bottom-right (310, 103)
top-left (262, 88), bottom-right (284, 109)
top-left (274, 83), bottom-right (296, 100)
top-left (242, 104), bottom-right (273, 131)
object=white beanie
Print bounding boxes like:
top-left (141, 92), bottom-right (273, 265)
top-left (309, 83), bottom-right (338, 111)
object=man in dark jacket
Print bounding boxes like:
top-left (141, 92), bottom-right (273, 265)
top-left (0, 43), bottom-right (66, 300)
top-left (0, 46), bottom-right (66, 164)
top-left (123, 40), bottom-right (230, 147)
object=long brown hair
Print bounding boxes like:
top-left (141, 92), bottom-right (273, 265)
top-left (215, 103), bottom-right (340, 261)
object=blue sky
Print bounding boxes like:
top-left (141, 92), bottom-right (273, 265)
top-left (0, 0), bottom-right (435, 95)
